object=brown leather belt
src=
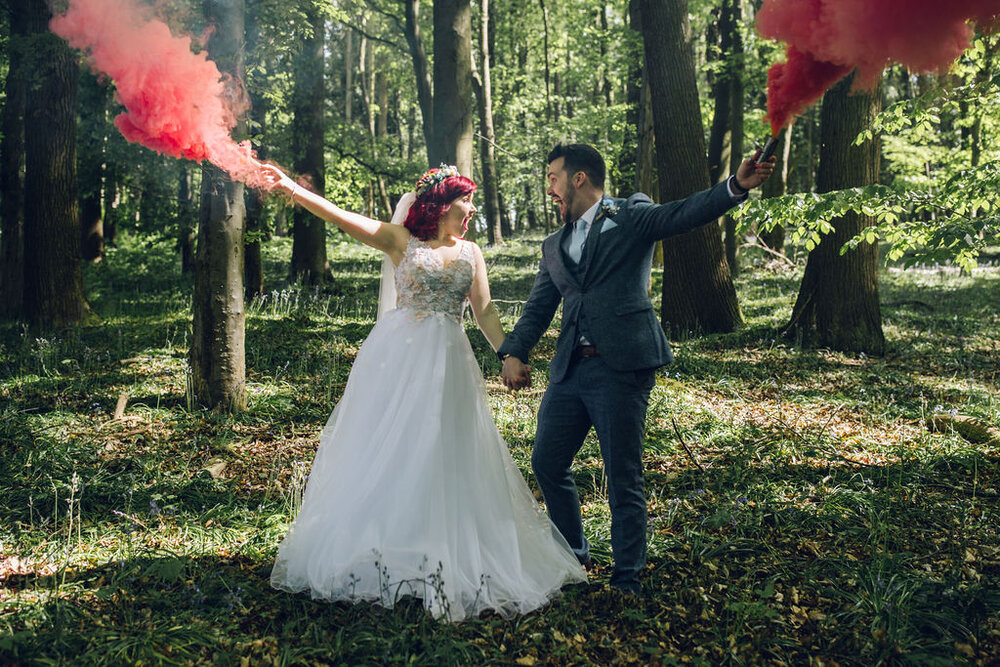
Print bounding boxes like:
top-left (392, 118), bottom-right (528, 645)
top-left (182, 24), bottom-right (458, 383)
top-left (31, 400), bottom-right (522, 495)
top-left (576, 344), bottom-right (599, 358)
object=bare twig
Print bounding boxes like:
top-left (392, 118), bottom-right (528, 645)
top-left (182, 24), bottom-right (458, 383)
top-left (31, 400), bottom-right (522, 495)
top-left (671, 416), bottom-right (705, 472)
top-left (473, 132), bottom-right (536, 161)
top-left (740, 239), bottom-right (796, 267)
top-left (816, 402), bottom-right (846, 441)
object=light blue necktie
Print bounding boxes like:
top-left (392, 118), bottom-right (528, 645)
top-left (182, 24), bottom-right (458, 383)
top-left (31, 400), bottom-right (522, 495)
top-left (568, 218), bottom-right (589, 264)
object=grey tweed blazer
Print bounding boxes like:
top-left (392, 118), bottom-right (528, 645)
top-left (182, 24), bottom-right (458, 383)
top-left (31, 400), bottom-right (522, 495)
top-left (498, 180), bottom-right (741, 383)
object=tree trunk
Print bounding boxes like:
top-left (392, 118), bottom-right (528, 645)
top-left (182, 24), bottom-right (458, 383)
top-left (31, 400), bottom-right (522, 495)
top-left (489, 0), bottom-right (510, 241)
top-left (553, 71), bottom-right (562, 123)
top-left (969, 46), bottom-right (992, 170)
top-left (190, 0), bottom-right (248, 413)
top-left (22, 0), bottom-right (89, 327)
top-left (625, 0), bottom-right (660, 270)
top-left (193, 162), bottom-right (248, 411)
top-left (563, 54), bottom-right (574, 120)
top-left (138, 164), bottom-right (160, 229)
top-left (705, 0), bottom-right (743, 275)
top-left (290, 5), bottom-right (328, 283)
top-left (274, 206), bottom-right (287, 237)
top-left (639, 71), bottom-right (662, 269)
top-left (102, 164), bottom-right (118, 247)
top-left (404, 101), bottom-right (416, 160)
top-left (758, 128), bottom-right (790, 253)
top-left (177, 165), bottom-right (196, 274)
top-left (498, 189), bottom-right (512, 238)
top-left (402, 0), bottom-right (435, 156)
top-left (432, 0), bottom-right (475, 180)
top-left (539, 0), bottom-right (552, 122)
top-left (523, 181), bottom-right (538, 231)
top-left (244, 184), bottom-right (263, 299)
top-left (376, 70), bottom-right (389, 139)
top-left (359, 30), bottom-right (391, 219)
top-left (723, 0), bottom-right (744, 275)
top-left (344, 28), bottom-right (354, 125)
top-left (640, 0), bottom-right (742, 337)
top-left (597, 8), bottom-right (612, 108)
top-left (784, 74), bottom-right (884, 355)
top-left (705, 1), bottom-right (731, 189)
top-left (471, 0), bottom-right (502, 245)
top-left (244, 3), bottom-right (265, 297)
top-left (790, 104), bottom-right (820, 197)
top-left (78, 71), bottom-right (107, 263)
top-left (705, 0), bottom-right (732, 280)
top-left (1, 2), bottom-right (27, 318)
top-left (619, 0), bottom-right (644, 199)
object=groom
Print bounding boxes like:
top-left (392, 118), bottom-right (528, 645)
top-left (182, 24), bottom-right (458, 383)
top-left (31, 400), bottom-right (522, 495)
top-left (499, 143), bottom-right (773, 594)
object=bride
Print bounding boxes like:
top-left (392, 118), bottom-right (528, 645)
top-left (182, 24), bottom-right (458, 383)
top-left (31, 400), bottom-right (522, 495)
top-left (260, 163), bottom-right (586, 620)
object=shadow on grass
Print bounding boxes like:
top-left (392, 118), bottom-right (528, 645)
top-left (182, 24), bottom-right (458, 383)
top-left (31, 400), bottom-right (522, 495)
top-left (0, 553), bottom-right (491, 665)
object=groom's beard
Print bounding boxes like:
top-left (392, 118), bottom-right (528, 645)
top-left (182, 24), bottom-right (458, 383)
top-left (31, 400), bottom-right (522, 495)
top-left (561, 190), bottom-right (576, 225)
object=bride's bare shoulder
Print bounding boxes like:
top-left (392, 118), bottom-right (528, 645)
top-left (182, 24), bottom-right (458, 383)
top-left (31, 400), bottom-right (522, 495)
top-left (384, 223), bottom-right (412, 249)
top-left (461, 238), bottom-right (483, 254)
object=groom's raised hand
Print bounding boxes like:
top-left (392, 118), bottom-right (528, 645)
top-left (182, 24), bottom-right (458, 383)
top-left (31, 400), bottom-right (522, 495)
top-left (735, 155), bottom-right (776, 191)
top-left (501, 356), bottom-right (532, 390)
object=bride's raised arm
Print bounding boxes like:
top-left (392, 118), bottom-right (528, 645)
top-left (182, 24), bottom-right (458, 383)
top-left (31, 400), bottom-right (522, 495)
top-left (261, 164), bottom-right (409, 258)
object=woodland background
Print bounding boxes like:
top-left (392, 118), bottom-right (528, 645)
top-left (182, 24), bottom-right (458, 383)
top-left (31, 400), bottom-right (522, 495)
top-left (1, 0), bottom-right (999, 664)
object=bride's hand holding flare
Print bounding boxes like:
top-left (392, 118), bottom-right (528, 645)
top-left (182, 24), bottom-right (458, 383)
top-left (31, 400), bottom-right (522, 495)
top-left (259, 163), bottom-right (408, 258)
top-left (260, 163), bottom-right (298, 198)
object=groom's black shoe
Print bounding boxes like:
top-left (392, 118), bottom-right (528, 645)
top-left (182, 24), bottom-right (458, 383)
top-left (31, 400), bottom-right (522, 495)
top-left (578, 556), bottom-right (599, 573)
top-left (610, 582), bottom-right (643, 598)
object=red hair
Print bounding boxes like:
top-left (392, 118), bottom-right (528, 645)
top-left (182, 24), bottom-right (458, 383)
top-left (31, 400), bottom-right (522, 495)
top-left (404, 175), bottom-right (477, 241)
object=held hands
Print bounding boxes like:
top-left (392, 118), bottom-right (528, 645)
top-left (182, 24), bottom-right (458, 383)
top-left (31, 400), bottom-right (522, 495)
top-left (501, 356), bottom-right (532, 391)
top-left (734, 155), bottom-right (776, 191)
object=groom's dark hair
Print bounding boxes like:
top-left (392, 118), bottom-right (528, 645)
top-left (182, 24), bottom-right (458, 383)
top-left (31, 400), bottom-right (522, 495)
top-left (548, 144), bottom-right (605, 189)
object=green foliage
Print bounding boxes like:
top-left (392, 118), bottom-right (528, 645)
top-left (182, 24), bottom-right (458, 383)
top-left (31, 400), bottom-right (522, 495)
top-left (734, 164), bottom-right (1000, 272)
top-left (737, 35), bottom-right (1000, 271)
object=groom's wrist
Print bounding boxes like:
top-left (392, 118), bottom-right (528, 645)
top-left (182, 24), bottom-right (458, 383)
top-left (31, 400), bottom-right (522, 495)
top-left (727, 174), bottom-right (749, 198)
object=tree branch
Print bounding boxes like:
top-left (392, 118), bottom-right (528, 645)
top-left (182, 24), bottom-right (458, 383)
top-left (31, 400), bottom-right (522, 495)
top-left (340, 11), bottom-right (407, 54)
top-left (740, 238), bottom-right (797, 267)
top-left (671, 417), bottom-right (705, 472)
top-left (324, 143), bottom-right (408, 182)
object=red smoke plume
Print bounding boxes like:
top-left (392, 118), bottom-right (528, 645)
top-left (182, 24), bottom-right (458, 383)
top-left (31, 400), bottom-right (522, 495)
top-left (757, 0), bottom-right (1000, 134)
top-left (50, 0), bottom-right (264, 187)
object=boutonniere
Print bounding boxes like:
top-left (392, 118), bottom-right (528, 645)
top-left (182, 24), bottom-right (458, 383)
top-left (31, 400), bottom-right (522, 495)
top-left (599, 197), bottom-right (620, 219)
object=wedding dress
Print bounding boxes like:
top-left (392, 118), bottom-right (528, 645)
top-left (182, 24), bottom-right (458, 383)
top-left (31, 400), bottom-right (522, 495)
top-left (271, 236), bottom-right (586, 620)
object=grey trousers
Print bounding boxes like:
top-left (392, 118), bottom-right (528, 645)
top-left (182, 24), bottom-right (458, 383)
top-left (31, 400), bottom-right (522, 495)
top-left (532, 354), bottom-right (656, 593)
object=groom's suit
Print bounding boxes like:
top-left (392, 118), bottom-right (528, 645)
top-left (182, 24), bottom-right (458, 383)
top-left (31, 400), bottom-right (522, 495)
top-left (498, 179), bottom-right (744, 593)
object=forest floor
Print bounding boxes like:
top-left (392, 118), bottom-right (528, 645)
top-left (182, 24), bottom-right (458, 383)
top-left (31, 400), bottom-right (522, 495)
top-left (1, 233), bottom-right (999, 665)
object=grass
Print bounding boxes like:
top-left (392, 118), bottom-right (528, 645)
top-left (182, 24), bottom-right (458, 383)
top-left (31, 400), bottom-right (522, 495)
top-left (1, 231), bottom-right (999, 665)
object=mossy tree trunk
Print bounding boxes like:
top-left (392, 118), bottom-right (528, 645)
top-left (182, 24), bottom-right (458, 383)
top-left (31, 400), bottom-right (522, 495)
top-left (22, 0), bottom-right (90, 327)
top-left (289, 4), bottom-right (328, 284)
top-left (639, 0), bottom-right (742, 337)
top-left (432, 0), bottom-right (475, 181)
top-left (1, 1), bottom-right (28, 318)
top-left (785, 74), bottom-right (885, 355)
top-left (190, 0), bottom-right (248, 413)
top-left (471, 0), bottom-right (502, 245)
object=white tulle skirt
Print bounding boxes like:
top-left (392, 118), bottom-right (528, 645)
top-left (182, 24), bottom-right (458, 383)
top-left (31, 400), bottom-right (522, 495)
top-left (270, 308), bottom-right (586, 620)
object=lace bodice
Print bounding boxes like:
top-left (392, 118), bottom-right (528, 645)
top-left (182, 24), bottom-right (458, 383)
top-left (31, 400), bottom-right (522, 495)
top-left (395, 237), bottom-right (474, 321)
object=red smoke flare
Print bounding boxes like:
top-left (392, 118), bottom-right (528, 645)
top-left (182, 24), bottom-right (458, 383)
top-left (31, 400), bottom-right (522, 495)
top-left (757, 0), bottom-right (1000, 134)
top-left (50, 0), bottom-right (265, 187)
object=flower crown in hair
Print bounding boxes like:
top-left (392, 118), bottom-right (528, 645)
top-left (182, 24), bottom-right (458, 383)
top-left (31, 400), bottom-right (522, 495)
top-left (415, 164), bottom-right (461, 195)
